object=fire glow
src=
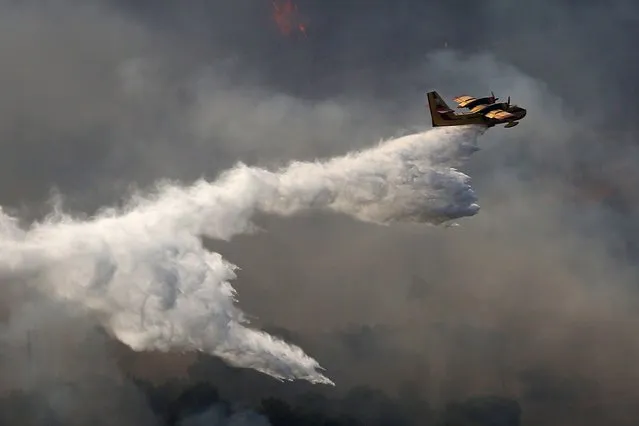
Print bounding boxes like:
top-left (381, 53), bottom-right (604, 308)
top-left (272, 0), bottom-right (307, 37)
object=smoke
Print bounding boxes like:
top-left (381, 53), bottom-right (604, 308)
top-left (0, 125), bottom-right (482, 386)
top-left (178, 405), bottom-right (270, 426)
top-left (1, 0), bottom-right (638, 424)
top-left (0, 296), bottom-right (159, 425)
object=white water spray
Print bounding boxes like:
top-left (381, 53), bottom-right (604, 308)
top-left (0, 125), bottom-right (484, 385)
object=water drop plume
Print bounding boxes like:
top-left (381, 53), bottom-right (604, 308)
top-left (0, 125), bottom-right (484, 385)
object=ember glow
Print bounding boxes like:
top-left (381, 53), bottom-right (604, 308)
top-left (272, 0), bottom-right (308, 37)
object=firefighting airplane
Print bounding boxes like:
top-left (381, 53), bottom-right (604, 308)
top-left (426, 90), bottom-right (527, 129)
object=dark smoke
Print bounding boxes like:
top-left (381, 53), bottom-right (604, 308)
top-left (1, 0), bottom-right (638, 425)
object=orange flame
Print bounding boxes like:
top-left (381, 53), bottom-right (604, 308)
top-left (272, 0), bottom-right (307, 37)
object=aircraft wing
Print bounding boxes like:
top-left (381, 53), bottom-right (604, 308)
top-left (470, 104), bottom-right (490, 113)
top-left (453, 95), bottom-right (476, 108)
top-left (484, 109), bottom-right (514, 120)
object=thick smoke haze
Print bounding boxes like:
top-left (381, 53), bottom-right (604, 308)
top-left (1, 0), bottom-right (638, 425)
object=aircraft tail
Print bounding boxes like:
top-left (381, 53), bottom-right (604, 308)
top-left (426, 91), bottom-right (487, 128)
top-left (426, 91), bottom-right (454, 127)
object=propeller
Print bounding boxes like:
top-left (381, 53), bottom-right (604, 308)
top-left (490, 91), bottom-right (498, 102)
top-left (506, 96), bottom-right (511, 107)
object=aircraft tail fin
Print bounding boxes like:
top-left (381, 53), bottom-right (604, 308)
top-left (426, 91), bottom-right (454, 127)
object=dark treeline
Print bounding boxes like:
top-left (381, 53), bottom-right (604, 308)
top-left (0, 344), bottom-right (522, 426)
top-left (136, 380), bottom-right (521, 426)
top-left (0, 379), bottom-right (521, 426)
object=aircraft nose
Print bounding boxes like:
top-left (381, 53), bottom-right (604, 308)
top-left (520, 109), bottom-right (527, 118)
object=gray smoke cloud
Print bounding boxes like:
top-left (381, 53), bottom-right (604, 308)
top-left (178, 405), bottom-right (271, 426)
top-left (0, 0), bottom-right (638, 425)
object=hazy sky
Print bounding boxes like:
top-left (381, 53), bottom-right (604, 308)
top-left (1, 1), bottom-right (639, 425)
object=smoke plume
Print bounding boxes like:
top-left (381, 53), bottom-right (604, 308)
top-left (0, 125), bottom-right (482, 386)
